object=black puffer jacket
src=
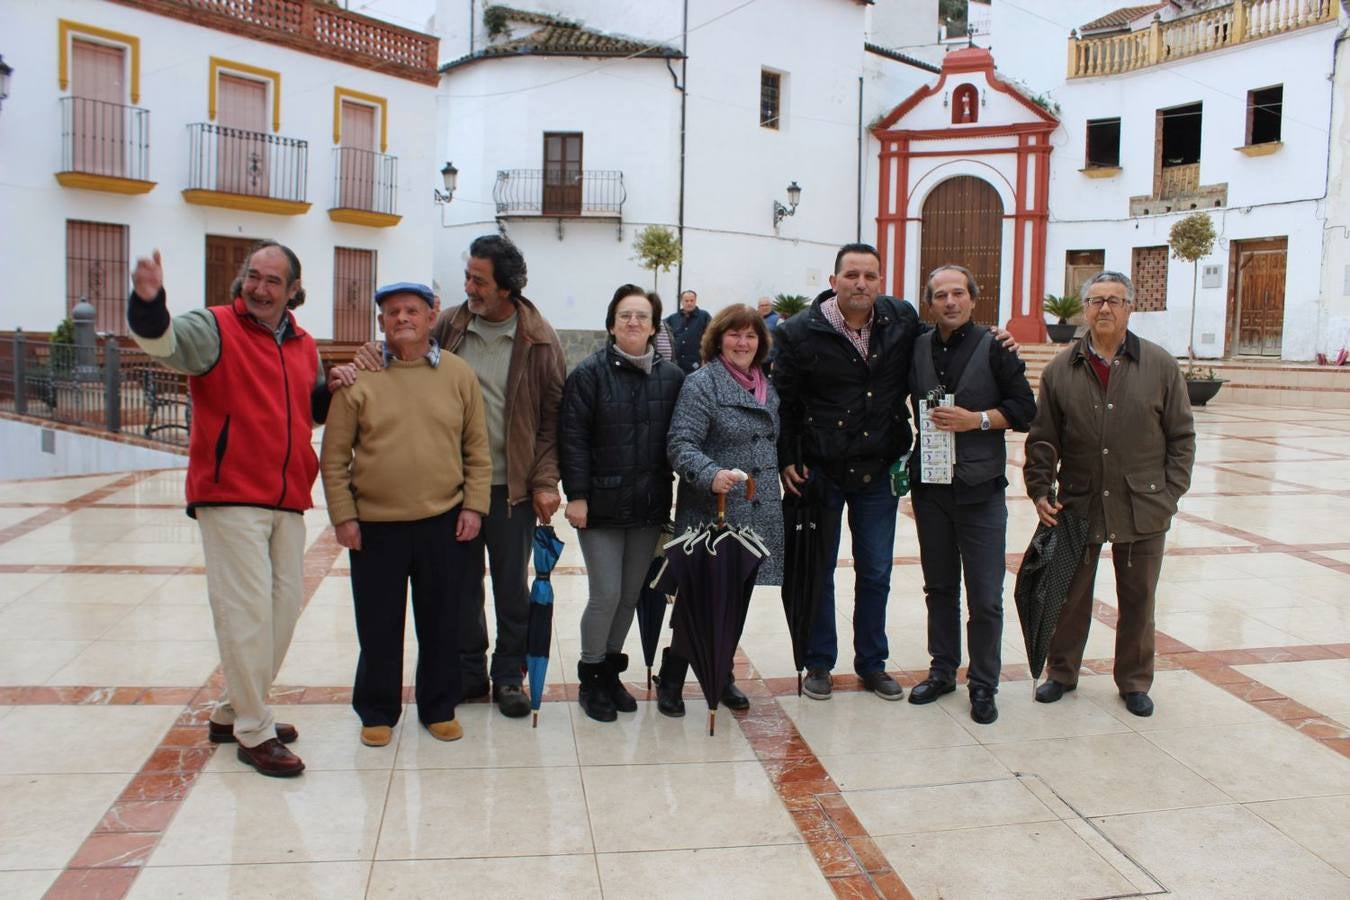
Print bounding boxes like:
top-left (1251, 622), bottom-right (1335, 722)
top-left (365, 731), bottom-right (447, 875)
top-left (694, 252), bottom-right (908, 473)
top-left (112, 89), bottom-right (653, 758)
top-left (773, 290), bottom-right (920, 489)
top-left (559, 346), bottom-right (684, 528)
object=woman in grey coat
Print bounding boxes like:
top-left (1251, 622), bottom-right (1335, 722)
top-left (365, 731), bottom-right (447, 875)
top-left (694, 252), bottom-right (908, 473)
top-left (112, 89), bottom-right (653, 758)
top-left (657, 304), bottom-right (782, 716)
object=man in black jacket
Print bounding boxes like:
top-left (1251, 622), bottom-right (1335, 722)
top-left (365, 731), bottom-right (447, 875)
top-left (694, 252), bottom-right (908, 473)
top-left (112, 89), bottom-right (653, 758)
top-left (664, 289), bottom-right (711, 374)
top-left (773, 243), bottom-right (917, 702)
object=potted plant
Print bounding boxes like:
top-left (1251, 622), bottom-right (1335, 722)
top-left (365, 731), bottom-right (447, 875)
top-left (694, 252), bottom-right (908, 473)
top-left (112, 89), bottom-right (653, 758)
top-left (1183, 365), bottom-right (1226, 406)
top-left (1042, 294), bottom-right (1082, 343)
top-left (1169, 212), bottom-right (1223, 405)
top-left (773, 293), bottom-right (809, 318)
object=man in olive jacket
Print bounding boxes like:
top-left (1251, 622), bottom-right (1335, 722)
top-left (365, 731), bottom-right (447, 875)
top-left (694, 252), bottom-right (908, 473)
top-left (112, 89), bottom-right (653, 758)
top-left (1025, 270), bottom-right (1195, 717)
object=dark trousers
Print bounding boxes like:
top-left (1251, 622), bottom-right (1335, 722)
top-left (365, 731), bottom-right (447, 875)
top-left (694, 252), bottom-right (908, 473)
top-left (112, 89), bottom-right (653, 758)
top-left (349, 507), bottom-right (465, 726)
top-left (1047, 532), bottom-right (1165, 694)
top-left (805, 471), bottom-right (898, 676)
top-left (911, 486), bottom-right (1007, 692)
top-left (459, 485), bottom-right (534, 687)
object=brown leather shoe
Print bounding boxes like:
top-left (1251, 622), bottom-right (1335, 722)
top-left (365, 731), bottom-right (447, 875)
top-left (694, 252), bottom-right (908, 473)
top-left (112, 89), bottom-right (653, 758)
top-left (360, 725), bottom-right (393, 747)
top-left (209, 721), bottom-right (299, 745)
top-left (426, 719), bottom-right (463, 742)
top-left (236, 738), bottom-right (305, 777)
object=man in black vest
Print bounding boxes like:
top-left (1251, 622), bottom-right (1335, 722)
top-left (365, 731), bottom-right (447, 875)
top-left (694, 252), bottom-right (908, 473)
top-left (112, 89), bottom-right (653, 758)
top-left (664, 289), bottom-right (711, 374)
top-left (907, 265), bottom-right (1035, 724)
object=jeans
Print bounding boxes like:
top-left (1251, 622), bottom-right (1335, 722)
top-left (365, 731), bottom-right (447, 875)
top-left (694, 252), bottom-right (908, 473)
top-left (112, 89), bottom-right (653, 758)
top-left (804, 471), bottom-right (899, 676)
top-left (911, 486), bottom-right (1008, 691)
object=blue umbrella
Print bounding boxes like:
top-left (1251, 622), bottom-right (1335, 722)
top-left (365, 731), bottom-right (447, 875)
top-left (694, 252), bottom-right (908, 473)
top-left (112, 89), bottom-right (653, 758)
top-left (527, 525), bottom-right (564, 727)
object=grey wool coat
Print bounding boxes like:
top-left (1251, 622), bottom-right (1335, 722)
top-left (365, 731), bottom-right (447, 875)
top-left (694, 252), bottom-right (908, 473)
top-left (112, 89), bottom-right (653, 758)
top-left (668, 361), bottom-right (784, 585)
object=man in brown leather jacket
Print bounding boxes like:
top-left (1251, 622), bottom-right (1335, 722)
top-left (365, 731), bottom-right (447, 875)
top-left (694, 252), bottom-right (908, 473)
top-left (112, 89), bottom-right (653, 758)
top-left (1024, 270), bottom-right (1195, 718)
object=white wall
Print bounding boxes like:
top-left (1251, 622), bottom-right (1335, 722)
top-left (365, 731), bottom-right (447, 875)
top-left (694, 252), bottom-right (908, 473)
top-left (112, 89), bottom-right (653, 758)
top-left (0, 0), bottom-right (439, 339)
top-left (1319, 26), bottom-right (1350, 356)
top-left (0, 418), bottom-right (186, 480)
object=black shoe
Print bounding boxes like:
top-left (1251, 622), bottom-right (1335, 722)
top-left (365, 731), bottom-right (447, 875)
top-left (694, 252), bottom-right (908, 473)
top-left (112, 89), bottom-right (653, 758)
top-left (1035, 680), bottom-right (1075, 703)
top-left (802, 668), bottom-right (833, 700)
top-left (861, 671), bottom-right (904, 701)
top-left (970, 686), bottom-right (998, 724)
top-left (907, 677), bottom-right (956, 705)
top-left (721, 677), bottom-right (750, 711)
top-left (493, 683), bottom-right (531, 719)
top-left (577, 661), bottom-right (617, 723)
top-left (653, 647), bottom-right (688, 718)
top-left (1123, 692), bottom-right (1154, 717)
top-left (605, 653), bottom-right (637, 713)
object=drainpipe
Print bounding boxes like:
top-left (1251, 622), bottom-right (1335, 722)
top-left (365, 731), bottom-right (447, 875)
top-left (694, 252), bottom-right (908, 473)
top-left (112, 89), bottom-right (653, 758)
top-left (857, 75), bottom-right (864, 242)
top-left (675, 0), bottom-right (689, 297)
top-left (469, 0), bottom-right (475, 56)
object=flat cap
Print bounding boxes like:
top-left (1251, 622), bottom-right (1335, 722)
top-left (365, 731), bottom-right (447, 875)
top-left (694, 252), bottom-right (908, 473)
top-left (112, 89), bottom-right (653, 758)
top-left (374, 282), bottom-right (435, 307)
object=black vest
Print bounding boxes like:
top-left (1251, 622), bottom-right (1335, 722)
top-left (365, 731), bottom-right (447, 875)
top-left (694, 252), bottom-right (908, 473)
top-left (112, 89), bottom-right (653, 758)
top-left (910, 329), bottom-right (1005, 488)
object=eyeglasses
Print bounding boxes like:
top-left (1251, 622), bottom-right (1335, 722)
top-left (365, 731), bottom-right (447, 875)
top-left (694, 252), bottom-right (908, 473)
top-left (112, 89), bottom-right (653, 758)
top-left (615, 311), bottom-right (652, 322)
top-left (1085, 297), bottom-right (1128, 309)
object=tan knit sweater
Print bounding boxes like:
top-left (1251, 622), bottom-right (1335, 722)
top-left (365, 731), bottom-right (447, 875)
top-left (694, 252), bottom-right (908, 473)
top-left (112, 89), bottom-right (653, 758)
top-left (321, 354), bottom-right (491, 524)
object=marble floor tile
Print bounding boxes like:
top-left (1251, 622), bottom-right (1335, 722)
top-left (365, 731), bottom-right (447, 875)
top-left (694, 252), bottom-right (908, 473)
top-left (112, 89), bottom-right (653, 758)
top-left (945, 678), bottom-right (1133, 745)
top-left (0, 639), bottom-right (91, 684)
top-left (569, 701), bottom-right (758, 766)
top-left (11, 572), bottom-right (176, 606)
top-left (847, 776), bottom-right (1057, 837)
top-left (0, 474), bottom-right (123, 503)
top-left (393, 702), bottom-right (579, 770)
top-left (0, 870), bottom-right (60, 900)
top-left (369, 855), bottom-right (600, 899)
top-left (1094, 804), bottom-right (1350, 899)
top-left (290, 603), bottom-right (360, 643)
top-left (986, 731), bottom-right (1232, 817)
top-left (1153, 607), bottom-right (1311, 650)
top-left (781, 692), bottom-right (978, 755)
top-left (879, 820), bottom-right (1136, 900)
top-left (200, 705), bottom-right (402, 774)
top-left (275, 640), bottom-right (361, 686)
top-left (1246, 605), bottom-right (1350, 644)
top-left (0, 773), bottom-right (130, 870)
top-left (150, 770), bottom-right (392, 866)
top-left (1234, 658), bottom-right (1350, 722)
top-left (1076, 669), bottom-right (1272, 732)
top-left (376, 767), bottom-right (591, 860)
top-left (596, 844), bottom-right (833, 900)
top-left (583, 761), bottom-right (798, 853)
top-left (1144, 720), bottom-right (1350, 802)
top-left (128, 862), bottom-right (371, 900)
top-left (47, 639), bottom-right (220, 686)
top-left (0, 601), bottom-right (133, 641)
top-left (98, 603), bottom-right (217, 642)
top-left (138, 574), bottom-right (211, 606)
top-left (0, 705), bottom-right (181, 775)
top-left (818, 745), bottom-right (1012, 791)
top-left (1247, 794), bottom-right (1350, 876)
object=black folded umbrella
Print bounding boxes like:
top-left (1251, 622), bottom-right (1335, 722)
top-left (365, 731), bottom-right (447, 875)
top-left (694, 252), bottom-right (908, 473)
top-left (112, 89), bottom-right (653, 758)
top-left (635, 554), bottom-right (669, 690)
top-left (1014, 443), bottom-right (1090, 689)
top-left (780, 476), bottom-right (839, 696)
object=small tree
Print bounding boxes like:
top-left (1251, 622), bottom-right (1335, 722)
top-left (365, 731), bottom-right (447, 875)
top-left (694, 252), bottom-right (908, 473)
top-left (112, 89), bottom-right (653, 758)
top-left (1169, 211), bottom-right (1217, 364)
top-left (632, 226), bottom-right (682, 293)
top-left (774, 293), bottom-right (810, 317)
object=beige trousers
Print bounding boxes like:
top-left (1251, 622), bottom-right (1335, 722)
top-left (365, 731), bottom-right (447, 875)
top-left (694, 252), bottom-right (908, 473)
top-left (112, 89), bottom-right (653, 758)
top-left (197, 506), bottom-right (306, 748)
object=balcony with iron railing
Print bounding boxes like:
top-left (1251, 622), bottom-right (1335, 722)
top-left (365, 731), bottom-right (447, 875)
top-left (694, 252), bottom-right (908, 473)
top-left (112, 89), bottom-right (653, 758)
top-left (329, 147), bottom-right (400, 227)
top-left (183, 122), bottom-right (310, 215)
top-left (492, 169), bottom-right (627, 238)
top-left (1068, 0), bottom-right (1337, 78)
top-left (56, 97), bottom-right (155, 194)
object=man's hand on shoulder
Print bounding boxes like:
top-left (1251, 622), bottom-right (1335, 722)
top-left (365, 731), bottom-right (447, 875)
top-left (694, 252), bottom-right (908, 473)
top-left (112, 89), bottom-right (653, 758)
top-left (353, 341), bottom-right (383, 371)
top-left (132, 250), bottom-right (164, 302)
top-left (327, 364), bottom-right (358, 393)
top-left (988, 326), bottom-right (1020, 355)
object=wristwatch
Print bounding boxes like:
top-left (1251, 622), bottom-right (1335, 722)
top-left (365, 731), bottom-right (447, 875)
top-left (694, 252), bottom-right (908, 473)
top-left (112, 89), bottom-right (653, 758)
top-left (979, 411), bottom-right (991, 431)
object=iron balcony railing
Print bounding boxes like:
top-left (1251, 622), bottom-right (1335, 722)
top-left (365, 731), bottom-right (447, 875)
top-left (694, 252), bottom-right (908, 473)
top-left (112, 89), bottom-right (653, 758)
top-left (59, 97), bottom-right (151, 182)
top-left (186, 122), bottom-right (308, 202)
top-left (493, 168), bottom-right (626, 217)
top-left (331, 147), bottom-right (398, 214)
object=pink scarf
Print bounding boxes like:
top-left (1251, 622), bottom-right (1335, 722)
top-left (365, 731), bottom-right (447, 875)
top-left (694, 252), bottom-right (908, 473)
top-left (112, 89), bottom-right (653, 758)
top-left (720, 354), bottom-right (767, 405)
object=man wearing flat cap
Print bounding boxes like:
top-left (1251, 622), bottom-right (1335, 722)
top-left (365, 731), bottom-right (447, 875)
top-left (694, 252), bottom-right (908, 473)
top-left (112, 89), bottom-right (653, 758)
top-left (321, 282), bottom-right (492, 747)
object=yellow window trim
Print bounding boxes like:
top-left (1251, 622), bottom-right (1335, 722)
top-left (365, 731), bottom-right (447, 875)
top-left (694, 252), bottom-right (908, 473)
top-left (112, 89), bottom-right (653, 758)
top-left (333, 88), bottom-right (389, 153)
top-left (209, 57), bottom-right (282, 132)
top-left (59, 19), bottom-right (141, 103)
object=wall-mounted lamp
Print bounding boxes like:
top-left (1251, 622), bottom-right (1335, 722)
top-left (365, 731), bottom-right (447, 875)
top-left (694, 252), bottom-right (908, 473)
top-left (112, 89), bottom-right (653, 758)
top-left (434, 161), bottom-right (458, 204)
top-left (942, 90), bottom-right (949, 108)
top-left (772, 180), bottom-right (802, 230)
top-left (0, 56), bottom-right (13, 114)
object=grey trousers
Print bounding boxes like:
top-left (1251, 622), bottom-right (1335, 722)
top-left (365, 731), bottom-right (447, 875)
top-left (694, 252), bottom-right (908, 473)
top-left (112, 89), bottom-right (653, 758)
top-left (577, 526), bottom-right (663, 663)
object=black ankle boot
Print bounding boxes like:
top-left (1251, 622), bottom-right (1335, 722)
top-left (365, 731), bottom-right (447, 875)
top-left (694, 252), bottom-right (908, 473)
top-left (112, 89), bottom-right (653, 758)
top-left (606, 653), bottom-right (637, 713)
top-left (577, 660), bottom-right (617, 722)
top-left (652, 647), bottom-right (688, 718)
top-left (721, 674), bottom-right (750, 711)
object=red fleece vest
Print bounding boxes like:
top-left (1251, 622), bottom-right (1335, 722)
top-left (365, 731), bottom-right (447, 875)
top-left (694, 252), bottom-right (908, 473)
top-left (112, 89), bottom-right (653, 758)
top-left (185, 300), bottom-right (319, 514)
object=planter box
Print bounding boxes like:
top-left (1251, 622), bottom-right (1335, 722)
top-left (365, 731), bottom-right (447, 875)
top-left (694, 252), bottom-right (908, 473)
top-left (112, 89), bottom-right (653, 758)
top-left (1046, 323), bottom-right (1077, 344)
top-left (1186, 379), bottom-right (1224, 406)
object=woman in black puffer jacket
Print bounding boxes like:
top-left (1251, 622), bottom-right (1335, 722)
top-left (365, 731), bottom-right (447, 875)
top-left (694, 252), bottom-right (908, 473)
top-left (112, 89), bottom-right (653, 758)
top-left (560, 285), bottom-right (684, 722)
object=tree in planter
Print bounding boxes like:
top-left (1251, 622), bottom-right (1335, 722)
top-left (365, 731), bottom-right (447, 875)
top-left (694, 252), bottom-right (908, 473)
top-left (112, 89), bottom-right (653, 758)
top-left (1168, 211), bottom-right (1217, 369)
top-left (1042, 293), bottom-right (1083, 342)
top-left (773, 293), bottom-right (809, 318)
top-left (632, 225), bottom-right (682, 294)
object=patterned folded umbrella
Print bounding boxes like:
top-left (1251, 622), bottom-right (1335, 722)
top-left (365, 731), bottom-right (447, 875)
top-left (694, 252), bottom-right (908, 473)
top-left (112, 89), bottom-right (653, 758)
top-left (526, 525), bottom-right (564, 728)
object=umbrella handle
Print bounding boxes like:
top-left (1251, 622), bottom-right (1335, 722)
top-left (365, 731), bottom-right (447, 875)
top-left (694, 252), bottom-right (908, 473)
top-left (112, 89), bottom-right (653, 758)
top-left (745, 476), bottom-right (756, 501)
top-left (714, 477), bottom-right (756, 527)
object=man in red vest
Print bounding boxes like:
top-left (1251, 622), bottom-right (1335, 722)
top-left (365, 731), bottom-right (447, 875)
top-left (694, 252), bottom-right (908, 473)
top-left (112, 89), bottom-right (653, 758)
top-left (128, 242), bottom-right (330, 777)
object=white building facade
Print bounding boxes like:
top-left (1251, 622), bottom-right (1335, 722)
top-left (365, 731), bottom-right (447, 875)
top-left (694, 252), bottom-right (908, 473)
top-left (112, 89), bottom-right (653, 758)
top-left (0, 0), bottom-right (441, 343)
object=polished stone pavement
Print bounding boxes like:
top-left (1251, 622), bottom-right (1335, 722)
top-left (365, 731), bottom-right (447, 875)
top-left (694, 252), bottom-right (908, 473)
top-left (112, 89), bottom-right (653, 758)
top-left (1, 402), bottom-right (1348, 899)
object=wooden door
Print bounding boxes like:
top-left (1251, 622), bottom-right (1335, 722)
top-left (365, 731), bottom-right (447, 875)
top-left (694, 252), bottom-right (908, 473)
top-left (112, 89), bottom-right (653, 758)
top-left (217, 75), bottom-right (269, 195)
top-left (205, 235), bottom-right (259, 308)
top-left (71, 39), bottom-right (126, 176)
top-left (333, 247), bottom-right (377, 342)
top-left (918, 176), bottom-right (1003, 327)
top-left (542, 132), bottom-right (582, 215)
top-left (338, 100), bottom-right (376, 210)
top-left (1233, 238), bottom-right (1286, 357)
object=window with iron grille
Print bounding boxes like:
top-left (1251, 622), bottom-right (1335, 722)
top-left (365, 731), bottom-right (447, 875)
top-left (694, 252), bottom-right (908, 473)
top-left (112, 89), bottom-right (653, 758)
top-left (333, 247), bottom-right (377, 343)
top-left (1132, 246), bottom-right (1169, 312)
top-left (760, 69), bottom-right (782, 129)
top-left (65, 220), bottom-right (129, 335)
